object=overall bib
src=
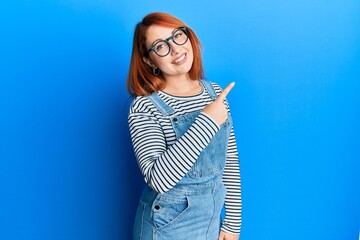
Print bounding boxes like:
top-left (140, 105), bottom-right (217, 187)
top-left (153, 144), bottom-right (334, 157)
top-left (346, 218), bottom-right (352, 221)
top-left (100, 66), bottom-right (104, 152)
top-left (133, 80), bottom-right (233, 240)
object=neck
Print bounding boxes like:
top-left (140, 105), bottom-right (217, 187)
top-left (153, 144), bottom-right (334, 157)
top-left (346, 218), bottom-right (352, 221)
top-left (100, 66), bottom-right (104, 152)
top-left (162, 74), bottom-right (201, 96)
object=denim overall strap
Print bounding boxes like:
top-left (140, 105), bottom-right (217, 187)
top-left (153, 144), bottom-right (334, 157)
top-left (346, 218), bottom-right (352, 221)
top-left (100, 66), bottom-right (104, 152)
top-left (200, 80), bottom-right (217, 100)
top-left (148, 92), bottom-right (174, 116)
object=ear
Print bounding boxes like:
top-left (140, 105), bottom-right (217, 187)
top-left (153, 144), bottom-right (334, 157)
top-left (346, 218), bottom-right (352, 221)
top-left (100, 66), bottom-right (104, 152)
top-left (143, 57), bottom-right (157, 69)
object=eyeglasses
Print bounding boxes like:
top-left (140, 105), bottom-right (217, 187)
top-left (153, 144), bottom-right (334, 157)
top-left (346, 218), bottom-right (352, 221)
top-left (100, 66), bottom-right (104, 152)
top-left (147, 27), bottom-right (189, 57)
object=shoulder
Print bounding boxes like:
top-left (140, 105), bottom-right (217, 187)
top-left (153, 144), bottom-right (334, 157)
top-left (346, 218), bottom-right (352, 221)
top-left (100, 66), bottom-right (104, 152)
top-left (128, 95), bottom-right (158, 116)
top-left (202, 80), bottom-right (223, 96)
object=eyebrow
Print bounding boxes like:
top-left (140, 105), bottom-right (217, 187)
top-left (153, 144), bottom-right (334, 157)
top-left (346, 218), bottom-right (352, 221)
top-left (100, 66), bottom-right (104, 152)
top-left (150, 28), bottom-right (178, 46)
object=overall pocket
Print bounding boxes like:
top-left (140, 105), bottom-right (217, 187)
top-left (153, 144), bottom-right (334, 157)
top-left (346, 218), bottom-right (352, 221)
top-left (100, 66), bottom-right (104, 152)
top-left (151, 194), bottom-right (190, 230)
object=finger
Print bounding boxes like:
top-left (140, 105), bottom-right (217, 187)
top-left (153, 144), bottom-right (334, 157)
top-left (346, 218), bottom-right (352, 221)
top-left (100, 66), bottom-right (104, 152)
top-left (218, 231), bottom-right (225, 240)
top-left (218, 82), bottom-right (235, 101)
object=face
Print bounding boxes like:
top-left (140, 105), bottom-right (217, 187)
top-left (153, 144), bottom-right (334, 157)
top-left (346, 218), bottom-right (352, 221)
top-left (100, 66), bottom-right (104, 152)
top-left (143, 25), bottom-right (194, 80)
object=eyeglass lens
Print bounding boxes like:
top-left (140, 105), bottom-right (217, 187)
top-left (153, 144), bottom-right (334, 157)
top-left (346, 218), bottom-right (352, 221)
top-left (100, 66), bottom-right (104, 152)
top-left (153, 28), bottom-right (188, 56)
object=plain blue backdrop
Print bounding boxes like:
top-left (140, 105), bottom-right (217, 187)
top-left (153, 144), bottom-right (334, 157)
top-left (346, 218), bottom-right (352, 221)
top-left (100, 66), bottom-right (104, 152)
top-left (0, 0), bottom-right (359, 239)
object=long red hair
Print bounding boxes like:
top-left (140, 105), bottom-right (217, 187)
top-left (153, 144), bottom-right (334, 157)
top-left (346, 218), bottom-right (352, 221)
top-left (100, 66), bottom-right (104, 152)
top-left (127, 12), bottom-right (204, 96)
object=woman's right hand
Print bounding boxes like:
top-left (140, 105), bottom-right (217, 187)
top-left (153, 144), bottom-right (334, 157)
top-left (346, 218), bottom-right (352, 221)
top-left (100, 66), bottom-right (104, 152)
top-left (202, 82), bottom-right (235, 126)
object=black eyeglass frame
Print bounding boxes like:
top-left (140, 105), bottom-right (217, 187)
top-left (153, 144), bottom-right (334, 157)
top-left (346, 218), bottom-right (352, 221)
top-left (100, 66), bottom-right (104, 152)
top-left (146, 27), bottom-right (189, 57)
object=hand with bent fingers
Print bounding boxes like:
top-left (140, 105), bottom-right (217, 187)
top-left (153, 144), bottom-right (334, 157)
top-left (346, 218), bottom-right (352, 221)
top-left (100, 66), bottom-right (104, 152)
top-left (202, 82), bottom-right (235, 126)
top-left (218, 230), bottom-right (239, 240)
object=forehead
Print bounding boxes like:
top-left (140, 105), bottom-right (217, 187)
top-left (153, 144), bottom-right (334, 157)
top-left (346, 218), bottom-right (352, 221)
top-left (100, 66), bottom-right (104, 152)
top-left (146, 25), bottom-right (177, 43)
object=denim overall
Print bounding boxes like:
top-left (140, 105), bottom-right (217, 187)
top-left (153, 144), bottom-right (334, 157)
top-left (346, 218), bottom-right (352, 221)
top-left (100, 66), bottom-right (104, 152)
top-left (133, 80), bottom-right (233, 240)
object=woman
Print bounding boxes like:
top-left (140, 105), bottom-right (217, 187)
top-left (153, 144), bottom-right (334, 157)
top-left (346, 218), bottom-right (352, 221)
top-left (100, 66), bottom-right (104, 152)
top-left (127, 12), bottom-right (242, 240)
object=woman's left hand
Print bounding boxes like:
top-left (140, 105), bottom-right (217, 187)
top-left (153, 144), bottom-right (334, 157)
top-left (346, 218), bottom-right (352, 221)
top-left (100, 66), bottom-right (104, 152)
top-left (218, 230), bottom-right (239, 240)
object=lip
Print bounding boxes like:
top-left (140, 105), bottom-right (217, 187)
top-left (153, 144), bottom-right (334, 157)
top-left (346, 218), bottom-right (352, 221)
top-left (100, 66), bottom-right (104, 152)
top-left (172, 53), bottom-right (187, 65)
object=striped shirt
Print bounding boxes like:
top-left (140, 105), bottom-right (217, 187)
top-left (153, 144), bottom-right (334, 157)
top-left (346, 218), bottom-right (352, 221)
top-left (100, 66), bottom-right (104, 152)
top-left (128, 81), bottom-right (242, 234)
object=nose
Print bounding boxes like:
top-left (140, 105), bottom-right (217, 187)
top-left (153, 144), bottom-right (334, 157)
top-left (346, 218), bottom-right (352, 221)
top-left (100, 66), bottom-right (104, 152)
top-left (169, 40), bottom-right (180, 56)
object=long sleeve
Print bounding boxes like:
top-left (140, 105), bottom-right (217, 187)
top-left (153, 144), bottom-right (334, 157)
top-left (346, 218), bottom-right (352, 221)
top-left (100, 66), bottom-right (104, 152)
top-left (220, 125), bottom-right (242, 234)
top-left (128, 107), bottom-right (220, 193)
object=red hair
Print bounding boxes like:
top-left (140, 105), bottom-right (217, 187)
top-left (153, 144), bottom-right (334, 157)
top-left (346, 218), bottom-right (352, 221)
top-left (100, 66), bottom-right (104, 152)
top-left (127, 12), bottom-right (204, 96)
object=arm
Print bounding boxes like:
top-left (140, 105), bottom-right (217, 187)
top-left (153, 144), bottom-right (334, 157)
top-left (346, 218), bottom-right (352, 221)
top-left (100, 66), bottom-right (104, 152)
top-left (209, 82), bottom-right (242, 236)
top-left (128, 102), bottom-right (220, 193)
top-left (221, 125), bottom-right (242, 235)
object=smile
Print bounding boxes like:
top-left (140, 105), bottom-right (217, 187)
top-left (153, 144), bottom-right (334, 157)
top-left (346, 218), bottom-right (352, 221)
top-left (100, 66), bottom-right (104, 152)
top-left (172, 53), bottom-right (187, 64)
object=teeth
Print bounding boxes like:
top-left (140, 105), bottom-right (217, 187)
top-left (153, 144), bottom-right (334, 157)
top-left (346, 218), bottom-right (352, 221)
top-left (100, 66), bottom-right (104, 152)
top-left (174, 54), bottom-right (186, 63)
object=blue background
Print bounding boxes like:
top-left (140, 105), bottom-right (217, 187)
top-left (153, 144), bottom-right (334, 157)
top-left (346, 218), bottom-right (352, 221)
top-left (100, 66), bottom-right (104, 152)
top-left (1, 0), bottom-right (359, 239)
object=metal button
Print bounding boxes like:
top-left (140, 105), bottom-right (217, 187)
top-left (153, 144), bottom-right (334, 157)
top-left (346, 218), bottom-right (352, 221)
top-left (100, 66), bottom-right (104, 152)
top-left (154, 205), bottom-right (160, 210)
top-left (173, 117), bottom-right (178, 123)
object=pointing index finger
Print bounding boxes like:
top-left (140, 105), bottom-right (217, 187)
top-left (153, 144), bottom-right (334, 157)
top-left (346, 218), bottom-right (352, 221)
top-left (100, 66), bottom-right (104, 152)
top-left (218, 82), bottom-right (235, 101)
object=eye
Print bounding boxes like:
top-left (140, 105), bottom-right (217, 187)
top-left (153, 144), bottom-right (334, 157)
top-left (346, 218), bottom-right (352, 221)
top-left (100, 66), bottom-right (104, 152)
top-left (174, 32), bottom-right (183, 39)
top-left (155, 42), bottom-right (166, 52)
